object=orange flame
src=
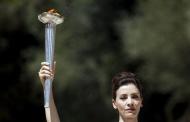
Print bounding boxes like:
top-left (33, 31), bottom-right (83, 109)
top-left (48, 8), bottom-right (57, 13)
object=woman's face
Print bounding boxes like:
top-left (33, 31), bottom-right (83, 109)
top-left (112, 83), bottom-right (143, 120)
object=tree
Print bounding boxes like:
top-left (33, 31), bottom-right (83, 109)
top-left (119, 0), bottom-right (190, 121)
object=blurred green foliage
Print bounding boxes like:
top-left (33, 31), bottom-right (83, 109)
top-left (120, 0), bottom-right (190, 121)
top-left (0, 0), bottom-right (190, 122)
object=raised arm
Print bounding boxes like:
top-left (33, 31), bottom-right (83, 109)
top-left (38, 62), bottom-right (60, 122)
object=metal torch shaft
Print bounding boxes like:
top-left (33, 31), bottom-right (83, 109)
top-left (44, 23), bottom-right (56, 108)
top-left (38, 10), bottom-right (64, 109)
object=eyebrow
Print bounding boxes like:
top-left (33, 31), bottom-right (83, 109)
top-left (131, 93), bottom-right (140, 95)
top-left (120, 93), bottom-right (140, 96)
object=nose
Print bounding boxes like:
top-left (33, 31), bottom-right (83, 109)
top-left (126, 97), bottom-right (133, 106)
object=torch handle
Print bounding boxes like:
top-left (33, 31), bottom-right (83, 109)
top-left (44, 23), bottom-right (56, 108)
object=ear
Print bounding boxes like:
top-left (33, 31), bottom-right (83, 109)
top-left (112, 99), bottom-right (117, 109)
top-left (140, 99), bottom-right (143, 108)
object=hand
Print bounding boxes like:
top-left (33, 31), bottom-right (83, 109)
top-left (38, 61), bottom-right (56, 87)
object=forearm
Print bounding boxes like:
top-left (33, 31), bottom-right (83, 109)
top-left (39, 62), bottom-right (59, 122)
top-left (45, 89), bottom-right (60, 122)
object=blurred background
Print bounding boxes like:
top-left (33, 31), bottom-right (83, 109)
top-left (0, 0), bottom-right (190, 122)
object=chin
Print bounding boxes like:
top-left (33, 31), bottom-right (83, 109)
top-left (123, 113), bottom-right (137, 119)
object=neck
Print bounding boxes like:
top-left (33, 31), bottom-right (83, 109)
top-left (119, 116), bottom-right (138, 122)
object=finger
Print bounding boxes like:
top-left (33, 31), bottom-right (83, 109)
top-left (54, 61), bottom-right (56, 68)
top-left (39, 71), bottom-right (53, 80)
top-left (40, 61), bottom-right (54, 76)
top-left (41, 62), bottom-right (50, 66)
top-left (40, 65), bottom-right (51, 71)
top-left (41, 62), bottom-right (54, 73)
top-left (52, 61), bottom-right (56, 74)
top-left (40, 69), bottom-right (50, 74)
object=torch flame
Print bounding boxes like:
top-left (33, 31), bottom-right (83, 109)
top-left (48, 9), bottom-right (57, 14)
top-left (47, 8), bottom-right (62, 17)
top-left (38, 8), bottom-right (64, 24)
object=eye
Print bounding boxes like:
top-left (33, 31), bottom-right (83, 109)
top-left (120, 95), bottom-right (127, 100)
top-left (132, 94), bottom-right (140, 99)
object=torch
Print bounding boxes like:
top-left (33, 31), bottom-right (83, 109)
top-left (38, 9), bottom-right (64, 108)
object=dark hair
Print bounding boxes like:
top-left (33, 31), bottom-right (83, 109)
top-left (112, 71), bottom-right (143, 100)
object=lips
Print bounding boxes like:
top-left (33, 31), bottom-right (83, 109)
top-left (125, 108), bottom-right (135, 112)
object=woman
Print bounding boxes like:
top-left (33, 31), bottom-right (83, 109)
top-left (112, 71), bottom-right (143, 122)
top-left (38, 62), bottom-right (143, 122)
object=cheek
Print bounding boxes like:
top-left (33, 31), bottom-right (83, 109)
top-left (116, 100), bottom-right (125, 110)
top-left (134, 101), bottom-right (142, 109)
